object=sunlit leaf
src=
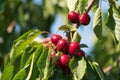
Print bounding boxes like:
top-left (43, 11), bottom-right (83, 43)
top-left (113, 6), bottom-right (120, 42)
top-left (10, 30), bottom-right (41, 60)
top-left (93, 8), bottom-right (102, 40)
top-left (67, 0), bottom-right (78, 11)
top-left (37, 47), bottom-right (51, 80)
top-left (59, 25), bottom-right (77, 31)
top-left (75, 0), bottom-right (88, 15)
top-left (91, 0), bottom-right (99, 14)
top-left (69, 57), bottom-right (86, 80)
top-left (72, 31), bottom-right (81, 42)
top-left (1, 65), bottom-right (14, 80)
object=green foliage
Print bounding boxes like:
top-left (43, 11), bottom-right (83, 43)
top-left (69, 57), bottom-right (86, 80)
top-left (1, 30), bottom-right (105, 80)
top-left (93, 8), bottom-right (102, 40)
top-left (67, 0), bottom-right (88, 14)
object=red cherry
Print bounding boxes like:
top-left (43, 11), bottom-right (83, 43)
top-left (68, 42), bottom-right (80, 55)
top-left (76, 49), bottom-right (85, 57)
top-left (68, 11), bottom-right (80, 23)
top-left (50, 34), bottom-right (62, 45)
top-left (57, 39), bottom-right (68, 52)
top-left (60, 54), bottom-right (70, 66)
top-left (80, 12), bottom-right (90, 25)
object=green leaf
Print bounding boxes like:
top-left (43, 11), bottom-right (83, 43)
top-left (85, 60), bottom-right (97, 80)
top-left (92, 62), bottom-right (105, 80)
top-left (67, 0), bottom-right (78, 11)
top-left (75, 0), bottom-right (88, 15)
top-left (26, 54), bottom-right (35, 80)
top-left (27, 44), bottom-right (43, 80)
top-left (20, 46), bottom-right (32, 69)
top-left (80, 44), bottom-right (88, 48)
top-left (69, 57), bottom-right (86, 80)
top-left (105, 6), bottom-right (115, 31)
top-left (91, 0), bottom-right (99, 14)
top-left (58, 25), bottom-right (77, 32)
top-left (37, 47), bottom-right (51, 80)
top-left (13, 65), bottom-right (30, 80)
top-left (1, 65), bottom-right (14, 80)
top-left (10, 30), bottom-right (41, 60)
top-left (72, 31), bottom-right (81, 42)
top-left (93, 8), bottom-right (102, 40)
top-left (113, 6), bottom-right (120, 42)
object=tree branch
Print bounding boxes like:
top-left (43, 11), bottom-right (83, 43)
top-left (84, 0), bottom-right (96, 13)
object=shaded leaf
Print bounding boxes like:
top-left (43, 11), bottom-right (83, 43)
top-left (13, 65), bottom-right (30, 80)
top-left (92, 62), bottom-right (105, 80)
top-left (93, 8), bottom-right (102, 40)
top-left (105, 6), bottom-right (115, 31)
top-left (80, 44), bottom-right (88, 48)
top-left (26, 54), bottom-right (35, 80)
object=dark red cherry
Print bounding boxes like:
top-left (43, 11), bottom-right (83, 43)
top-left (68, 42), bottom-right (80, 55)
top-left (68, 11), bottom-right (80, 23)
top-left (80, 12), bottom-right (90, 25)
top-left (59, 54), bottom-right (70, 66)
top-left (57, 39), bottom-right (68, 52)
top-left (50, 34), bottom-right (62, 45)
top-left (76, 49), bottom-right (85, 57)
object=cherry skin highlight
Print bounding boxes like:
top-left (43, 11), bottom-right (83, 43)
top-left (50, 34), bottom-right (62, 45)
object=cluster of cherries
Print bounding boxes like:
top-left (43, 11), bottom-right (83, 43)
top-left (50, 34), bottom-right (85, 74)
top-left (49, 10), bottom-right (89, 74)
top-left (68, 11), bottom-right (90, 25)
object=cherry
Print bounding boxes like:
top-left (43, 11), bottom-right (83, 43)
top-left (68, 42), bottom-right (80, 55)
top-left (50, 34), bottom-right (62, 45)
top-left (76, 49), bottom-right (85, 57)
top-left (59, 54), bottom-right (70, 66)
top-left (57, 39), bottom-right (68, 52)
top-left (68, 11), bottom-right (80, 23)
top-left (80, 12), bottom-right (90, 25)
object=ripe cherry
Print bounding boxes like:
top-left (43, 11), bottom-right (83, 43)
top-left (68, 42), bottom-right (80, 55)
top-left (50, 34), bottom-right (62, 45)
top-left (80, 12), bottom-right (90, 25)
top-left (57, 39), bottom-right (68, 52)
top-left (60, 54), bottom-right (70, 66)
top-left (76, 49), bottom-right (85, 57)
top-left (68, 11), bottom-right (80, 23)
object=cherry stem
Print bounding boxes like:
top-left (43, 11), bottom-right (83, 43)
top-left (84, 0), bottom-right (96, 13)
